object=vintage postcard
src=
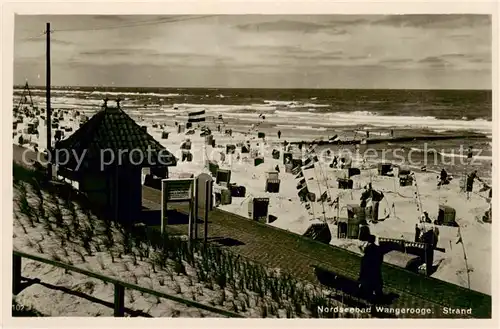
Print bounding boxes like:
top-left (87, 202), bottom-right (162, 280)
top-left (2, 0), bottom-right (497, 326)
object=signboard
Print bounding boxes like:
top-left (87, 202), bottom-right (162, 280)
top-left (162, 178), bottom-right (194, 202)
top-left (161, 176), bottom-right (213, 245)
top-left (161, 178), bottom-right (195, 235)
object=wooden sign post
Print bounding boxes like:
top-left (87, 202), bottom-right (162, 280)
top-left (203, 181), bottom-right (213, 244)
top-left (195, 173), bottom-right (213, 243)
top-left (161, 178), bottom-right (195, 242)
top-left (204, 180), bottom-right (210, 244)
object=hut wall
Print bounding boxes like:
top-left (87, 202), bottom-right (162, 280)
top-left (115, 166), bottom-right (142, 224)
top-left (79, 171), bottom-right (109, 208)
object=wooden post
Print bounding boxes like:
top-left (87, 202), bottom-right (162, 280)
top-left (46, 22), bottom-right (52, 179)
top-left (194, 179), bottom-right (199, 240)
top-left (160, 180), bottom-right (167, 236)
top-left (114, 283), bottom-right (125, 317)
top-left (204, 180), bottom-right (210, 244)
top-left (188, 184), bottom-right (194, 246)
top-left (12, 254), bottom-right (22, 295)
top-left (425, 244), bottom-right (433, 276)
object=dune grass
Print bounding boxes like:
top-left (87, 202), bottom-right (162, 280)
top-left (12, 162), bottom-right (361, 318)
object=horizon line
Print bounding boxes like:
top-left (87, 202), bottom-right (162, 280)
top-left (12, 84), bottom-right (493, 92)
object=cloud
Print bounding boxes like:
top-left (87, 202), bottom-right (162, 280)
top-left (77, 48), bottom-right (234, 67)
top-left (372, 14), bottom-right (491, 29)
top-left (348, 55), bottom-right (369, 60)
top-left (91, 15), bottom-right (127, 22)
top-left (469, 57), bottom-right (490, 64)
top-left (79, 48), bottom-right (160, 57)
top-left (328, 18), bottom-right (372, 26)
top-left (235, 19), bottom-right (347, 35)
top-left (23, 38), bottom-right (72, 45)
top-left (440, 53), bottom-right (468, 59)
top-left (379, 58), bottom-right (414, 64)
top-left (418, 56), bottom-right (453, 68)
top-left (236, 20), bottom-right (327, 32)
top-left (414, 52), bottom-right (490, 68)
top-left (448, 34), bottom-right (473, 40)
top-left (13, 14), bottom-right (492, 89)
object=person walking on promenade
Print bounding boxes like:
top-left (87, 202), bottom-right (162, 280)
top-left (358, 234), bottom-right (384, 303)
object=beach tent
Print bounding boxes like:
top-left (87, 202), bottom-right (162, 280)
top-left (265, 171), bottom-right (280, 193)
top-left (216, 169), bottom-right (231, 186)
top-left (347, 204), bottom-right (366, 223)
top-left (303, 223), bottom-right (332, 244)
top-left (226, 144), bottom-right (236, 154)
top-left (337, 178), bottom-right (353, 189)
top-left (248, 197), bottom-right (270, 222)
top-left (378, 162), bottom-right (393, 176)
top-left (436, 205), bottom-right (457, 226)
top-left (348, 168), bottom-right (361, 178)
top-left (283, 152), bottom-right (293, 165)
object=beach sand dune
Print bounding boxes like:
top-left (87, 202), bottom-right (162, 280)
top-left (12, 107), bottom-right (492, 302)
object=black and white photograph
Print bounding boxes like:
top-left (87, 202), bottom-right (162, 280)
top-left (5, 2), bottom-right (495, 321)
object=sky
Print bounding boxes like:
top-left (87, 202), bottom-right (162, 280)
top-left (13, 14), bottom-right (492, 89)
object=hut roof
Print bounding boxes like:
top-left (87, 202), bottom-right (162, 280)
top-left (54, 104), bottom-right (176, 171)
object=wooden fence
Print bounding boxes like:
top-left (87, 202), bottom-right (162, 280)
top-left (12, 250), bottom-right (243, 318)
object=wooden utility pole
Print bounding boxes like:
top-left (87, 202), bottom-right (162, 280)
top-left (46, 22), bottom-right (52, 179)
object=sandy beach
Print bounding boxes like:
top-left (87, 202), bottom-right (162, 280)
top-left (12, 104), bottom-right (492, 298)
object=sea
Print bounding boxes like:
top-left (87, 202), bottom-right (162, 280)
top-left (13, 86), bottom-right (493, 179)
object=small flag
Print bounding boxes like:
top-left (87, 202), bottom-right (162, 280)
top-left (303, 163), bottom-right (314, 171)
top-left (291, 166), bottom-right (302, 176)
top-left (348, 168), bottom-right (361, 178)
top-left (188, 110), bottom-right (206, 123)
top-left (297, 178), bottom-right (307, 190)
top-left (318, 191), bottom-right (328, 203)
top-left (329, 196), bottom-right (339, 209)
top-left (298, 186), bottom-right (309, 200)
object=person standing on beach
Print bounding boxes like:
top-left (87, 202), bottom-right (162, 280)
top-left (467, 146), bottom-right (474, 159)
top-left (331, 155), bottom-right (338, 168)
top-left (438, 168), bottom-right (448, 186)
top-left (466, 170), bottom-right (478, 200)
top-left (484, 186), bottom-right (492, 222)
top-left (277, 130), bottom-right (281, 139)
